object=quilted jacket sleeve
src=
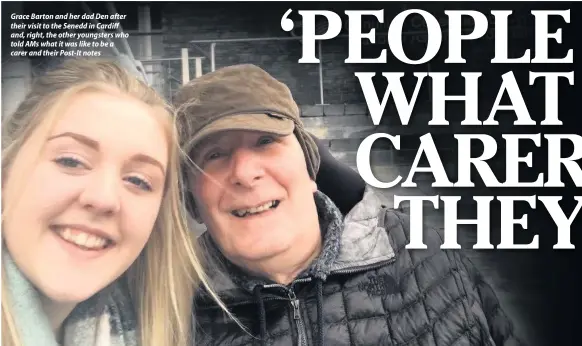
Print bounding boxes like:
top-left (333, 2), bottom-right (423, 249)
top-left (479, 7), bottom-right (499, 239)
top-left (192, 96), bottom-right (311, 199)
top-left (457, 252), bottom-right (526, 346)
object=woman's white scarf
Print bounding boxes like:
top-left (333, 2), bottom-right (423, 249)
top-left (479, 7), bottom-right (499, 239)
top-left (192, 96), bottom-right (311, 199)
top-left (3, 252), bottom-right (138, 346)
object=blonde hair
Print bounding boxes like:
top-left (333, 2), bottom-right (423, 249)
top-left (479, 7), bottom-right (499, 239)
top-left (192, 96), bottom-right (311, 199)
top-left (1, 58), bottom-right (227, 346)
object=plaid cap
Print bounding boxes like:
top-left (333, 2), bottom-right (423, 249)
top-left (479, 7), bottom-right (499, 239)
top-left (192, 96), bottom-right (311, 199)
top-left (174, 64), bottom-right (320, 179)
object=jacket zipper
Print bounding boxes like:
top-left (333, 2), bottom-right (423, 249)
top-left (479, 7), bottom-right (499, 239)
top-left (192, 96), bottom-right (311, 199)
top-left (330, 257), bottom-right (396, 276)
top-left (263, 278), bottom-right (310, 346)
top-left (288, 288), bottom-right (308, 346)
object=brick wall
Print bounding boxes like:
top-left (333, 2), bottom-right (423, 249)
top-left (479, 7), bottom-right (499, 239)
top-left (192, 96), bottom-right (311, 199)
top-left (159, 3), bottom-right (467, 171)
top-left (161, 2), bottom-right (369, 105)
top-left (159, 2), bottom-right (529, 107)
top-left (159, 2), bottom-right (533, 182)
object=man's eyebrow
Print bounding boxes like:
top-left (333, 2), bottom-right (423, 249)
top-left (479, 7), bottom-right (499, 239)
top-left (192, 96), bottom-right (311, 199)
top-left (131, 153), bottom-right (166, 175)
top-left (47, 132), bottom-right (99, 150)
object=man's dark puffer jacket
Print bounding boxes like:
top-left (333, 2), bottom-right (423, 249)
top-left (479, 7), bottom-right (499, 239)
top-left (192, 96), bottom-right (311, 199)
top-left (193, 188), bottom-right (524, 346)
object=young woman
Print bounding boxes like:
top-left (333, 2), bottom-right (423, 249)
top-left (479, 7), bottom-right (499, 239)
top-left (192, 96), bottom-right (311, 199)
top-left (1, 58), bottom-right (226, 346)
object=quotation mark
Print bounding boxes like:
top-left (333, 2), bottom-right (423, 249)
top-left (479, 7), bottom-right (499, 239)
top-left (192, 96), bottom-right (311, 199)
top-left (281, 9), bottom-right (294, 32)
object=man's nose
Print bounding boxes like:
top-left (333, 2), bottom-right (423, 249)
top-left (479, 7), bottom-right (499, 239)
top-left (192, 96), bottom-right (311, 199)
top-left (228, 148), bottom-right (265, 188)
top-left (78, 169), bottom-right (121, 215)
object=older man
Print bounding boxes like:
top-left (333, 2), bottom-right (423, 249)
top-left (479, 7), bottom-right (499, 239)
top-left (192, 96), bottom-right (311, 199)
top-left (174, 64), bottom-right (523, 346)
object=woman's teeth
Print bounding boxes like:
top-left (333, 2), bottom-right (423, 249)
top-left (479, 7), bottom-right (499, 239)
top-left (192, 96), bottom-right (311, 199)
top-left (232, 200), bottom-right (279, 217)
top-left (55, 227), bottom-right (109, 250)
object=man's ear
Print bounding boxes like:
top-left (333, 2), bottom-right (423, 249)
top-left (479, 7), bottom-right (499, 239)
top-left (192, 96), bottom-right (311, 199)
top-left (185, 190), bottom-right (203, 223)
top-left (182, 164), bottom-right (203, 223)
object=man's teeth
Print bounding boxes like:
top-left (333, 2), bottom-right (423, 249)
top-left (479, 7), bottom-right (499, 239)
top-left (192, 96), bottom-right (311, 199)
top-left (56, 228), bottom-right (109, 250)
top-left (232, 200), bottom-right (278, 217)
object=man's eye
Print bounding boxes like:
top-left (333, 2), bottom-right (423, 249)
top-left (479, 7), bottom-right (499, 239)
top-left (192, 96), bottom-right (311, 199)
top-left (257, 136), bottom-right (275, 146)
top-left (206, 151), bottom-right (224, 161)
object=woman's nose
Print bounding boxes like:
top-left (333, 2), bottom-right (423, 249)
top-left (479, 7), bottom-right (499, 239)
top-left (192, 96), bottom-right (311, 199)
top-left (78, 170), bottom-right (121, 216)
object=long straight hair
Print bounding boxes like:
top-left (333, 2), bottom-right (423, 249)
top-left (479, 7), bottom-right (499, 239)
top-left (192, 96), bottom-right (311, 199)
top-left (1, 58), bottom-right (232, 346)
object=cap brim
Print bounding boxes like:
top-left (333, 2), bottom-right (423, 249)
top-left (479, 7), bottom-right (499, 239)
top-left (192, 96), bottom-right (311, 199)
top-left (185, 113), bottom-right (295, 152)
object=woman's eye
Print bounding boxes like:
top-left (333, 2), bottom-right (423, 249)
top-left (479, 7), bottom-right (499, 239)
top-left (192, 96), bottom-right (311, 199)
top-left (54, 156), bottom-right (85, 169)
top-left (125, 176), bottom-right (152, 191)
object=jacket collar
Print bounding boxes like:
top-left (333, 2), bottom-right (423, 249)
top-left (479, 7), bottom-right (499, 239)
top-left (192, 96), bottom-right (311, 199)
top-left (329, 186), bottom-right (396, 273)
